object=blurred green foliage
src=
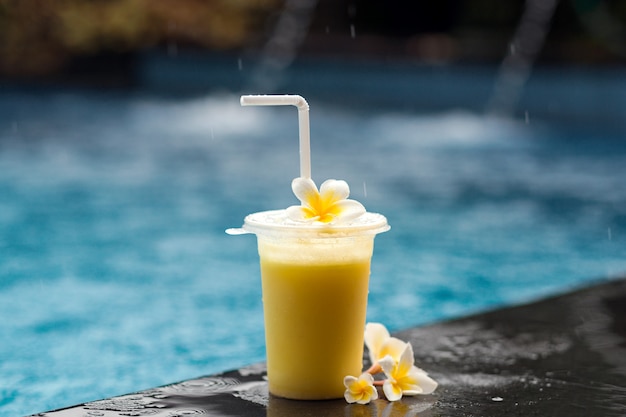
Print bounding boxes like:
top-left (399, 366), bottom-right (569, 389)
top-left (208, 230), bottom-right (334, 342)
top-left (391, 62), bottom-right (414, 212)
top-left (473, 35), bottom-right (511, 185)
top-left (0, 0), bottom-right (281, 76)
top-left (0, 0), bottom-right (624, 78)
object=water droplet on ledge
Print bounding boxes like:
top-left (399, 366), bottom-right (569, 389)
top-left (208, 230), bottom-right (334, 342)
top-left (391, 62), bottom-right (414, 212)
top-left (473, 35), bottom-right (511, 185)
top-left (161, 377), bottom-right (241, 397)
top-left (166, 409), bottom-right (206, 416)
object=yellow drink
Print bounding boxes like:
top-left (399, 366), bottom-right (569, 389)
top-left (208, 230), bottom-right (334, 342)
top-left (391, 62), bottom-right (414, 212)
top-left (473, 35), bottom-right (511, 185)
top-left (242, 210), bottom-right (389, 400)
top-left (261, 258), bottom-right (371, 399)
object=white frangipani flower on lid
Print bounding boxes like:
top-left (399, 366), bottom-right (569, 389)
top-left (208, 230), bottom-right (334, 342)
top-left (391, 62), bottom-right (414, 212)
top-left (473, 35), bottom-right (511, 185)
top-left (286, 177), bottom-right (366, 224)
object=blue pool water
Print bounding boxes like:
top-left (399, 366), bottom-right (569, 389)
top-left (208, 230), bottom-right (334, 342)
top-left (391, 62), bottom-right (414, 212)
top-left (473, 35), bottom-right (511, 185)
top-left (1, 80), bottom-right (625, 415)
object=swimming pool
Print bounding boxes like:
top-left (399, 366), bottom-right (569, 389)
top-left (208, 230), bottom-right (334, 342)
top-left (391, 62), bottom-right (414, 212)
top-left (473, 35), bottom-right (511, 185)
top-left (1, 67), bottom-right (625, 415)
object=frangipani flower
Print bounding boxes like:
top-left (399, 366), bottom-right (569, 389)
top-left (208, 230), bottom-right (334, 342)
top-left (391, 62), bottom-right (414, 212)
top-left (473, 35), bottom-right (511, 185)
top-left (343, 372), bottom-right (378, 404)
top-left (364, 322), bottom-right (408, 367)
top-left (379, 343), bottom-right (438, 401)
top-left (286, 177), bottom-right (365, 224)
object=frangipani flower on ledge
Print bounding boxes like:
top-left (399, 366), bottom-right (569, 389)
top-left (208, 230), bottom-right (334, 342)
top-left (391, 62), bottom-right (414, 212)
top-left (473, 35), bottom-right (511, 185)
top-left (343, 323), bottom-right (438, 404)
top-left (364, 322), bottom-right (408, 372)
top-left (286, 177), bottom-right (365, 224)
top-left (379, 342), bottom-right (438, 401)
top-left (343, 372), bottom-right (379, 404)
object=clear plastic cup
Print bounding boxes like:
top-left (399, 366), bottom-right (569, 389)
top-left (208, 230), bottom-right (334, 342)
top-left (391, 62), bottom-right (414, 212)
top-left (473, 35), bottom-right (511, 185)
top-left (243, 210), bottom-right (389, 400)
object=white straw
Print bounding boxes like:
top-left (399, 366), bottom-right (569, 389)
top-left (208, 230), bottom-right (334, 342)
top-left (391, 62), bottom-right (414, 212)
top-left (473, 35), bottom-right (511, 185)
top-left (240, 95), bottom-right (311, 179)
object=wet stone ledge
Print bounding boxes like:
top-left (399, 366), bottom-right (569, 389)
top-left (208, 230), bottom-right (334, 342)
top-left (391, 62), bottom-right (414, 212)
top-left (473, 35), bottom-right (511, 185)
top-left (33, 277), bottom-right (626, 417)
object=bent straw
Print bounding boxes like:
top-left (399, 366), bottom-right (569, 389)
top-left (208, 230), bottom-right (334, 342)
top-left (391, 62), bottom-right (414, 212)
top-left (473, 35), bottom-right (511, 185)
top-left (240, 95), bottom-right (311, 179)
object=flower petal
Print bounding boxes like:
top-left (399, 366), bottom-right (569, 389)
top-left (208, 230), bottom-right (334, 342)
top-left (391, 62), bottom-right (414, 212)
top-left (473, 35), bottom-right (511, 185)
top-left (383, 379), bottom-right (403, 402)
top-left (378, 354), bottom-right (396, 377)
top-left (330, 200), bottom-right (366, 223)
top-left (411, 368), bottom-right (438, 395)
top-left (396, 342), bottom-right (415, 377)
top-left (364, 322), bottom-right (390, 364)
top-left (286, 205), bottom-right (318, 222)
top-left (377, 337), bottom-right (408, 364)
top-left (343, 376), bottom-right (360, 404)
top-left (291, 177), bottom-right (319, 207)
top-left (319, 179), bottom-right (350, 201)
top-left (398, 383), bottom-right (422, 396)
top-left (344, 375), bottom-right (359, 386)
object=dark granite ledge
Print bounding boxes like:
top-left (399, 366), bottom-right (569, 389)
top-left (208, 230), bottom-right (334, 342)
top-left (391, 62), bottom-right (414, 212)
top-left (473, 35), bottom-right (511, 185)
top-left (34, 277), bottom-right (626, 417)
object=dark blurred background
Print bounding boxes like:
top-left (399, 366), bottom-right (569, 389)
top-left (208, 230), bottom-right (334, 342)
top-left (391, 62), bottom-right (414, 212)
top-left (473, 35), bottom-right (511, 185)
top-left (1, 0), bottom-right (625, 86)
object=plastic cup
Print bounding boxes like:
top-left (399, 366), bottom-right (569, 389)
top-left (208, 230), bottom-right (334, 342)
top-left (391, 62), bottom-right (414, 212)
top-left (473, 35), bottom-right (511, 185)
top-left (242, 209), bottom-right (389, 400)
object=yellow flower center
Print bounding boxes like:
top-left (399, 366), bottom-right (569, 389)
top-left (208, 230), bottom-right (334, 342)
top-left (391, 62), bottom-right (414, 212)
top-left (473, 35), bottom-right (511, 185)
top-left (303, 194), bottom-right (342, 223)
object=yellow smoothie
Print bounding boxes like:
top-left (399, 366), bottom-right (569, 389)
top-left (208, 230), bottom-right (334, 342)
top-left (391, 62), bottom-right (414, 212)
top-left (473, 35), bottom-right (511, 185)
top-left (258, 236), bottom-right (374, 399)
